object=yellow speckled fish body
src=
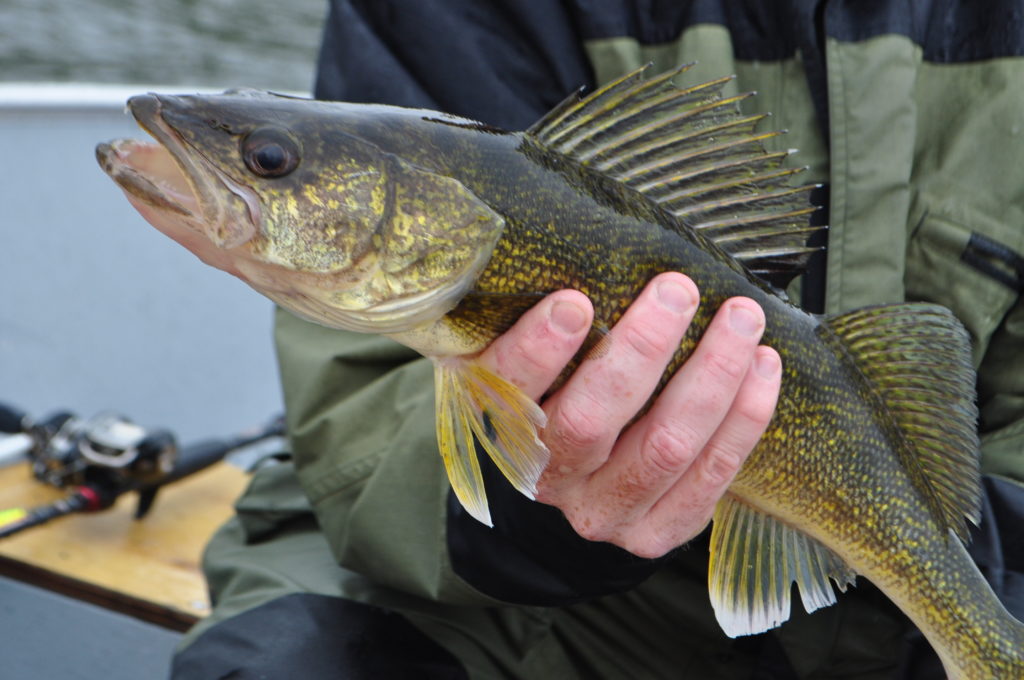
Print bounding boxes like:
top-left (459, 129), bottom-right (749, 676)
top-left (96, 67), bottom-right (1023, 677)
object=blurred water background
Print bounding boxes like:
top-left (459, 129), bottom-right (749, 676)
top-left (0, 0), bottom-right (330, 444)
top-left (0, 0), bottom-right (326, 91)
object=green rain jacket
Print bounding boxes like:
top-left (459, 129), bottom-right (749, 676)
top-left (173, 3), bottom-right (1024, 679)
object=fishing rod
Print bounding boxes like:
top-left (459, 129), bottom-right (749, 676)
top-left (0, 402), bottom-right (284, 539)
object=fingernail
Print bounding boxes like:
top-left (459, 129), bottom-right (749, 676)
top-left (754, 350), bottom-right (780, 378)
top-left (729, 304), bottom-right (762, 337)
top-left (655, 277), bottom-right (694, 313)
top-left (550, 300), bottom-right (587, 335)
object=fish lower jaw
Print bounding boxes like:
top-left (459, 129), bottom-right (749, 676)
top-left (97, 137), bottom-right (260, 266)
top-left (97, 140), bottom-right (198, 216)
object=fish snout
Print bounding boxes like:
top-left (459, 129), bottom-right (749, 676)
top-left (127, 93), bottom-right (163, 125)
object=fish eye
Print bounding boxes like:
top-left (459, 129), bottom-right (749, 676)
top-left (241, 127), bottom-right (300, 178)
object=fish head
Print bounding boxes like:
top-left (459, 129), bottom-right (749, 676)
top-left (96, 90), bottom-right (505, 333)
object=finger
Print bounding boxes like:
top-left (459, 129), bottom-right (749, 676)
top-left (478, 289), bottom-right (593, 402)
top-left (685, 345), bottom-right (781, 494)
top-left (629, 345), bottom-right (782, 558)
top-left (586, 297), bottom-right (767, 523)
top-left (538, 272), bottom-right (699, 495)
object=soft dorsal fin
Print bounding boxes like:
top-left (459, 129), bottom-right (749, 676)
top-left (824, 303), bottom-right (982, 541)
top-left (708, 495), bottom-right (856, 637)
top-left (526, 64), bottom-right (823, 288)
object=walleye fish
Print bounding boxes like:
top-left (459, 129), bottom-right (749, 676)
top-left (96, 65), bottom-right (1023, 678)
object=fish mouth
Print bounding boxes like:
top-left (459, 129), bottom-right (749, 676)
top-left (96, 94), bottom-right (261, 251)
top-left (96, 137), bottom-right (196, 216)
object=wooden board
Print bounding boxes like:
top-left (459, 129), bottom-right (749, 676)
top-left (0, 461), bottom-right (249, 627)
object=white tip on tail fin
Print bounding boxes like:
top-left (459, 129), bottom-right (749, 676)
top-left (433, 357), bottom-right (549, 527)
top-left (708, 495), bottom-right (856, 637)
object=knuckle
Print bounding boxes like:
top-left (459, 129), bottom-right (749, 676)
top-left (639, 423), bottom-right (701, 475)
top-left (733, 394), bottom-right (777, 431)
top-left (701, 348), bottom-right (749, 384)
top-left (697, 446), bottom-right (747, 487)
top-left (504, 338), bottom-right (559, 378)
top-left (547, 395), bottom-right (611, 451)
top-left (621, 320), bottom-right (676, 362)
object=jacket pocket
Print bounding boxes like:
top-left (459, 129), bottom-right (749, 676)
top-left (905, 207), bottom-right (1022, 365)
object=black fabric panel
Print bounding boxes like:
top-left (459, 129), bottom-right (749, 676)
top-left (827, 0), bottom-right (1024, 61)
top-left (571, 0), bottom-right (1024, 63)
top-left (969, 475), bottom-right (1024, 619)
top-left (821, 0), bottom-right (931, 46)
top-left (447, 446), bottom-right (670, 606)
top-left (567, 0), bottom-right (816, 61)
top-left (315, 0), bottom-right (594, 130)
top-left (800, 184), bottom-right (831, 314)
top-left (565, 0), bottom-right (728, 47)
top-left (171, 593), bottom-right (468, 680)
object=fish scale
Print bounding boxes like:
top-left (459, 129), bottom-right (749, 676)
top-left (96, 66), bottom-right (1024, 678)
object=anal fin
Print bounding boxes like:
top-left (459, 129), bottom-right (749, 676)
top-left (433, 357), bottom-right (550, 527)
top-left (709, 495), bottom-right (856, 637)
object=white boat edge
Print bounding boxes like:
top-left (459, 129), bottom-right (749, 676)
top-left (0, 82), bottom-right (310, 109)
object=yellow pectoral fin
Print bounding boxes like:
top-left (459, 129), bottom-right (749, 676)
top-left (433, 357), bottom-right (550, 527)
top-left (435, 361), bottom-right (491, 526)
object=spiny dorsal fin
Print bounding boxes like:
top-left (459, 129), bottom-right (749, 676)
top-left (526, 63), bottom-right (823, 288)
top-left (709, 495), bottom-right (856, 637)
top-left (825, 303), bottom-right (982, 541)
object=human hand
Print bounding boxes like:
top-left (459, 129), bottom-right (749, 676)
top-left (478, 272), bottom-right (782, 558)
